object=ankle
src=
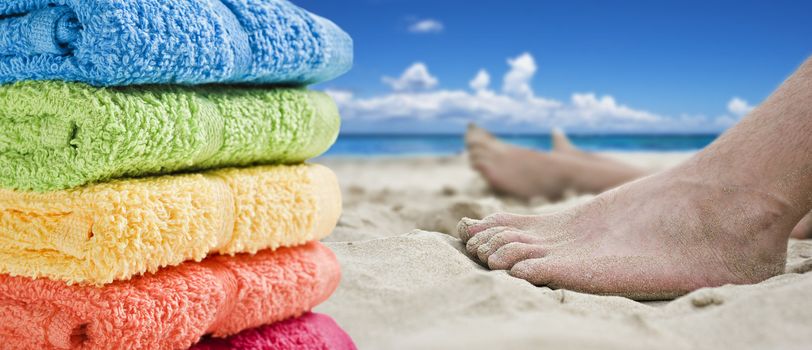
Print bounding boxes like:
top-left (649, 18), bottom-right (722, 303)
top-left (677, 154), bottom-right (796, 213)
top-left (658, 163), bottom-right (796, 242)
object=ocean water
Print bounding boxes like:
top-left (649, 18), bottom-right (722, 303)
top-left (324, 134), bottom-right (720, 156)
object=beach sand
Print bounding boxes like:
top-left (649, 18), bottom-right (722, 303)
top-left (314, 153), bottom-right (812, 350)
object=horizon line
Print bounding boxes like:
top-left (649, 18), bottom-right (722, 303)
top-left (338, 131), bottom-right (722, 137)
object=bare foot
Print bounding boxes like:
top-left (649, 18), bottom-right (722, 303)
top-left (465, 124), bottom-right (572, 199)
top-left (466, 124), bottom-right (646, 200)
top-left (457, 165), bottom-right (794, 300)
top-left (791, 211), bottom-right (812, 239)
top-left (551, 128), bottom-right (581, 155)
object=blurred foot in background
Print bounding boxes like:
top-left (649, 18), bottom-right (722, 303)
top-left (465, 123), bottom-right (647, 201)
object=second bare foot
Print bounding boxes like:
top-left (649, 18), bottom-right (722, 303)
top-left (466, 124), bottom-right (647, 200)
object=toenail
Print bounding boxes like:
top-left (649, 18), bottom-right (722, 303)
top-left (487, 255), bottom-right (502, 269)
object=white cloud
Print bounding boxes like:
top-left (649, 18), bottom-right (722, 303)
top-left (382, 62), bottom-right (439, 91)
top-left (324, 88), bottom-right (353, 105)
top-left (563, 93), bottom-right (661, 123)
top-left (469, 69), bottom-right (491, 93)
top-left (327, 88), bottom-right (561, 123)
top-left (408, 19), bottom-right (444, 33)
top-left (502, 52), bottom-right (537, 98)
top-left (727, 97), bottom-right (755, 116)
top-left (327, 55), bottom-right (742, 133)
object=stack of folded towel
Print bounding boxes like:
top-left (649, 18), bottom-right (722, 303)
top-left (0, 1), bottom-right (354, 349)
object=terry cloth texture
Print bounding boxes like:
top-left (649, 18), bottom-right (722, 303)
top-left (0, 164), bottom-right (342, 285)
top-left (191, 313), bottom-right (357, 350)
top-left (0, 0), bottom-right (352, 86)
top-left (0, 81), bottom-right (341, 192)
top-left (0, 242), bottom-right (341, 350)
top-left (0, 81), bottom-right (340, 192)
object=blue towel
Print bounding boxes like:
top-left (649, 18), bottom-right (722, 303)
top-left (0, 0), bottom-right (352, 86)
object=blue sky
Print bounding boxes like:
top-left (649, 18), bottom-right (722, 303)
top-left (295, 0), bottom-right (812, 133)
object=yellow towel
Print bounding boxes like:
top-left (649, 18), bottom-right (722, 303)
top-left (0, 164), bottom-right (341, 285)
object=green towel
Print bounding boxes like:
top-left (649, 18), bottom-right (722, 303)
top-left (0, 81), bottom-right (340, 192)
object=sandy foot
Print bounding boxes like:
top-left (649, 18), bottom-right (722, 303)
top-left (458, 166), bottom-right (793, 300)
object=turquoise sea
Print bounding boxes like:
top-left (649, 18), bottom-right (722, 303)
top-left (324, 134), bottom-right (720, 156)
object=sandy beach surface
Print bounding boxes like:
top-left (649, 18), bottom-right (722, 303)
top-left (314, 153), bottom-right (812, 350)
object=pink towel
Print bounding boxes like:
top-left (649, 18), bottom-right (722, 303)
top-left (190, 313), bottom-right (356, 350)
top-left (0, 242), bottom-right (340, 350)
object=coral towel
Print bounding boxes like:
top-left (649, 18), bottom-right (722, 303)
top-left (0, 81), bottom-right (340, 192)
top-left (191, 313), bottom-right (357, 350)
top-left (0, 242), bottom-right (341, 350)
top-left (0, 164), bottom-right (342, 285)
top-left (0, 0), bottom-right (352, 86)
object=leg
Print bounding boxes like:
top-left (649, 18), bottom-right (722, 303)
top-left (458, 56), bottom-right (812, 299)
top-left (466, 125), bottom-right (647, 199)
top-left (552, 128), bottom-right (643, 167)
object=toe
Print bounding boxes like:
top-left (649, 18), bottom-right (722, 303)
top-left (457, 216), bottom-right (502, 242)
top-left (457, 213), bottom-right (531, 242)
top-left (509, 258), bottom-right (554, 286)
top-left (487, 242), bottom-right (546, 270)
top-left (466, 226), bottom-right (507, 257)
top-left (477, 231), bottom-right (541, 263)
top-left (456, 217), bottom-right (479, 242)
top-left (458, 217), bottom-right (500, 243)
top-left (465, 123), bottom-right (495, 145)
